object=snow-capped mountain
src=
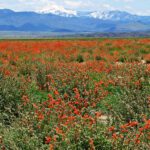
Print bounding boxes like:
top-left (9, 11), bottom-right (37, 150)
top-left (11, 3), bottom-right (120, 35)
top-left (37, 5), bottom-right (141, 21)
top-left (0, 9), bottom-right (150, 32)
top-left (38, 7), bottom-right (146, 21)
top-left (88, 11), bottom-right (138, 21)
top-left (37, 5), bottom-right (147, 21)
top-left (38, 5), bottom-right (77, 17)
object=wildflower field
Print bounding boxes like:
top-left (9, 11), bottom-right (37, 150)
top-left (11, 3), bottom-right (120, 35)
top-left (0, 38), bottom-right (150, 150)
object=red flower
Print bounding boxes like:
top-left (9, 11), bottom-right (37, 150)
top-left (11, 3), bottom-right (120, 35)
top-left (4, 70), bottom-right (11, 76)
top-left (74, 109), bottom-right (80, 115)
top-left (45, 136), bottom-right (51, 144)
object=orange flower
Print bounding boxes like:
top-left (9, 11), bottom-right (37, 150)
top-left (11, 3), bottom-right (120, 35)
top-left (108, 126), bottom-right (115, 132)
top-left (49, 144), bottom-right (54, 150)
top-left (32, 103), bottom-right (38, 109)
top-left (54, 90), bottom-right (59, 95)
top-left (92, 102), bottom-right (96, 108)
top-left (64, 93), bottom-right (68, 99)
top-left (134, 80), bottom-right (141, 86)
top-left (112, 133), bottom-right (118, 140)
top-left (98, 80), bottom-right (104, 85)
top-left (89, 138), bottom-right (95, 150)
top-left (95, 112), bottom-right (102, 118)
top-left (22, 95), bottom-right (30, 106)
top-left (56, 127), bottom-right (63, 135)
top-left (129, 121), bottom-right (138, 127)
top-left (38, 113), bottom-right (44, 121)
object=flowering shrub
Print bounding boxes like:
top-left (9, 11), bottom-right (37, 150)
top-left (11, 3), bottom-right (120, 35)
top-left (0, 38), bottom-right (149, 149)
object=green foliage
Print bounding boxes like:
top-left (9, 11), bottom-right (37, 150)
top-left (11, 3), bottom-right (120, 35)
top-left (118, 56), bottom-right (125, 62)
top-left (0, 75), bottom-right (23, 125)
top-left (112, 85), bottom-right (150, 123)
top-left (76, 55), bottom-right (84, 63)
top-left (95, 55), bottom-right (102, 61)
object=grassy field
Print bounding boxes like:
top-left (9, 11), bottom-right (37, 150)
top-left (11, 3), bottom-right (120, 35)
top-left (0, 38), bottom-right (150, 149)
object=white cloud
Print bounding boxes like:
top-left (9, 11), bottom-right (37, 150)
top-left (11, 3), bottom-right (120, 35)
top-left (135, 10), bottom-right (150, 16)
top-left (114, 0), bottom-right (133, 2)
top-left (64, 1), bottom-right (82, 8)
top-left (102, 4), bottom-right (115, 10)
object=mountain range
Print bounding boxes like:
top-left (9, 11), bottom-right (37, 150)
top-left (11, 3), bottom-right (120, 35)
top-left (0, 8), bottom-right (150, 33)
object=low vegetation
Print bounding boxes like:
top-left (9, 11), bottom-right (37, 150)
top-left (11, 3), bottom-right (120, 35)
top-left (0, 38), bottom-right (150, 149)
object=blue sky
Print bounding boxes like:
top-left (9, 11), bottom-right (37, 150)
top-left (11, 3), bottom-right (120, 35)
top-left (0, 0), bottom-right (150, 15)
